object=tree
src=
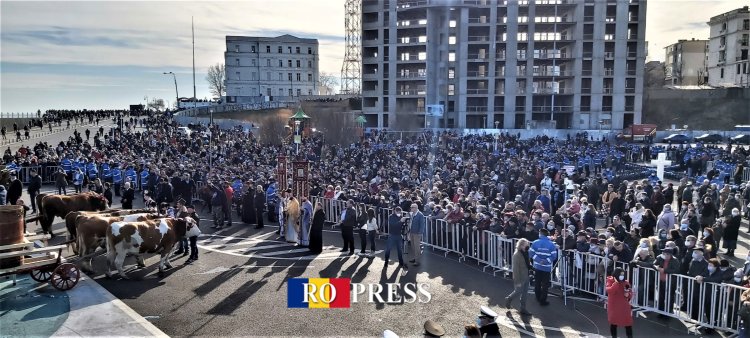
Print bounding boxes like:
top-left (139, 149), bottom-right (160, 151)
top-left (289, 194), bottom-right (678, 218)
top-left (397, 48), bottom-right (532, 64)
top-left (206, 63), bottom-right (226, 98)
top-left (318, 72), bottom-right (339, 95)
top-left (147, 98), bottom-right (165, 111)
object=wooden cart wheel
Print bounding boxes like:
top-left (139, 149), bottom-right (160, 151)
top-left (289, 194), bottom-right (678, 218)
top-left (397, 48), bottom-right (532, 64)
top-left (30, 267), bottom-right (54, 282)
top-left (51, 263), bottom-right (80, 291)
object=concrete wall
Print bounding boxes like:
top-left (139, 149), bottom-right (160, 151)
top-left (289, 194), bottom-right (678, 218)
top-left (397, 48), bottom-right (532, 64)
top-left (643, 87), bottom-right (750, 130)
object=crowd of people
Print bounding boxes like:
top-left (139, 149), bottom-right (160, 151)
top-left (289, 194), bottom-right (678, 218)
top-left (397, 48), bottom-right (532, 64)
top-left (2, 108), bottom-right (750, 337)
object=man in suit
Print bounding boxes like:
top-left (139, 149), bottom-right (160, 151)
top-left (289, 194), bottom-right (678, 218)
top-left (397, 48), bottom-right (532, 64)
top-left (7, 172), bottom-right (22, 205)
top-left (27, 169), bottom-right (42, 214)
top-left (408, 203), bottom-right (425, 266)
top-left (340, 200), bottom-right (356, 255)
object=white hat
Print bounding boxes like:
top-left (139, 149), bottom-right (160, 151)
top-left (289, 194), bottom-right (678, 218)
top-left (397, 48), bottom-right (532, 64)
top-left (480, 305), bottom-right (498, 318)
top-left (382, 330), bottom-right (399, 338)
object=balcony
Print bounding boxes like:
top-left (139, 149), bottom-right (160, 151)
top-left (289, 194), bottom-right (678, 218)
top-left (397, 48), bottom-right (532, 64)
top-left (362, 90), bottom-right (378, 97)
top-left (625, 87), bottom-right (636, 93)
top-left (466, 71), bottom-right (489, 77)
top-left (628, 33), bottom-right (638, 40)
top-left (397, 37), bottom-right (426, 45)
top-left (583, 15), bottom-right (594, 21)
top-left (531, 105), bottom-right (573, 112)
top-left (533, 52), bottom-right (569, 59)
top-left (468, 17), bottom-right (490, 24)
top-left (467, 89), bottom-right (489, 95)
top-left (495, 88), bottom-right (505, 95)
top-left (604, 69), bottom-right (614, 76)
top-left (583, 33), bottom-right (594, 40)
top-left (603, 87), bottom-right (614, 94)
top-left (466, 106), bottom-right (487, 112)
top-left (496, 69), bottom-right (505, 77)
top-left (582, 70), bottom-right (592, 76)
top-left (396, 1), bottom-right (428, 9)
top-left (581, 87), bottom-right (591, 93)
top-left (604, 52), bottom-right (615, 59)
top-left (532, 70), bottom-right (574, 77)
top-left (605, 16), bottom-right (616, 23)
top-left (583, 52), bottom-right (593, 58)
top-left (496, 52), bottom-right (506, 60)
top-left (363, 56), bottom-right (379, 63)
top-left (629, 14), bottom-right (639, 22)
top-left (627, 51), bottom-right (638, 58)
top-left (626, 69), bottom-right (637, 76)
top-left (399, 55), bottom-right (424, 62)
top-left (398, 89), bottom-right (426, 96)
top-left (363, 72), bottom-right (379, 79)
top-left (602, 105), bottom-right (613, 111)
top-left (467, 54), bottom-right (489, 61)
top-left (396, 19), bottom-right (427, 27)
top-left (468, 36), bottom-right (491, 42)
top-left (396, 72), bottom-right (426, 79)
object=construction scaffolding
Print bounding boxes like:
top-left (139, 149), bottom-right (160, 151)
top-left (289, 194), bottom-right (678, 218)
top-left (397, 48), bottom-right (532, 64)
top-left (340, 0), bottom-right (361, 95)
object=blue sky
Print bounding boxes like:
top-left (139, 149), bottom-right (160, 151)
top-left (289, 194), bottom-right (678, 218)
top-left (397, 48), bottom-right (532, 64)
top-left (0, 0), bottom-right (741, 113)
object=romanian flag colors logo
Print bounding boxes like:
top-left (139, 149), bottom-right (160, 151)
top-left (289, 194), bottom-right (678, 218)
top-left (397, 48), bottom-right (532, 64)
top-left (287, 278), bottom-right (351, 308)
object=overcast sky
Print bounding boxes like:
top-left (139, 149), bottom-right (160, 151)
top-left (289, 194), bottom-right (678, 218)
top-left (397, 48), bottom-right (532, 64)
top-left (0, 0), bottom-right (742, 113)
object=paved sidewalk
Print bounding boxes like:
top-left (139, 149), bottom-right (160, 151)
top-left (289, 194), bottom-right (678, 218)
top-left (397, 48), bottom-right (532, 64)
top-left (0, 267), bottom-right (166, 337)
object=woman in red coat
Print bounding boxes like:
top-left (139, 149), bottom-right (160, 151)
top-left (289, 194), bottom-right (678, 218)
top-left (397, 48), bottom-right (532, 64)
top-left (606, 267), bottom-right (633, 338)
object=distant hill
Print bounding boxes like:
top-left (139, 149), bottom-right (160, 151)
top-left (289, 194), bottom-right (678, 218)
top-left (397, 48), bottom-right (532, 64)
top-left (643, 88), bottom-right (750, 130)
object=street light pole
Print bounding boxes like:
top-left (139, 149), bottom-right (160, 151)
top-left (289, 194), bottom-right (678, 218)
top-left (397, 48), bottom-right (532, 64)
top-left (163, 72), bottom-right (179, 109)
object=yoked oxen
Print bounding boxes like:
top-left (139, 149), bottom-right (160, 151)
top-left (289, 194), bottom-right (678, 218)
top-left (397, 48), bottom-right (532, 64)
top-left (65, 208), bottom-right (150, 253)
top-left (105, 217), bottom-right (200, 278)
top-left (39, 192), bottom-right (108, 237)
top-left (76, 213), bottom-right (163, 272)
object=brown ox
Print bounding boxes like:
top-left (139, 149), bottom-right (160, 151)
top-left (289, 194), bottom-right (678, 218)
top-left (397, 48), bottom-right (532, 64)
top-left (105, 217), bottom-right (200, 278)
top-left (76, 213), bottom-right (162, 272)
top-left (39, 192), bottom-right (108, 236)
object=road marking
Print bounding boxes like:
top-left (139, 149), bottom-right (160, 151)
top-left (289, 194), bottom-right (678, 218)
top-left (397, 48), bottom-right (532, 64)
top-left (497, 316), bottom-right (604, 337)
top-left (259, 248), bottom-right (312, 256)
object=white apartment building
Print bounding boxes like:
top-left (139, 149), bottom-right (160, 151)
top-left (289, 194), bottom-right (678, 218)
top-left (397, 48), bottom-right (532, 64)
top-left (224, 35), bottom-right (320, 103)
top-left (664, 39), bottom-right (708, 86)
top-left (707, 6), bottom-right (750, 88)
top-left (361, 0), bottom-right (647, 130)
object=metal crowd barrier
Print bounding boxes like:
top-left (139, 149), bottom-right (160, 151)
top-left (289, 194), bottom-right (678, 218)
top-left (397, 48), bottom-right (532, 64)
top-left (309, 197), bottom-right (748, 335)
top-left (744, 167), bottom-right (750, 183)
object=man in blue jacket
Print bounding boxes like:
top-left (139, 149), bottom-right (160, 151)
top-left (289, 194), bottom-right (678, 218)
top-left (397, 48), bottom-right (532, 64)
top-left (529, 228), bottom-right (558, 306)
top-left (384, 207), bottom-right (408, 271)
top-left (408, 203), bottom-right (425, 266)
top-left (112, 165), bottom-right (122, 196)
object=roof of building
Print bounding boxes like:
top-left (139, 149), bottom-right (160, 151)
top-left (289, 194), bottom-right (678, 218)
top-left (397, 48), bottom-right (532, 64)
top-left (708, 6), bottom-right (749, 24)
top-left (226, 34), bottom-right (318, 44)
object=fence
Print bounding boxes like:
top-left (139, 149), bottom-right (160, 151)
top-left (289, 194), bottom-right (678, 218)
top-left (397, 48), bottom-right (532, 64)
top-left (307, 196), bottom-right (750, 335)
top-left (9, 165), bottom-right (64, 185)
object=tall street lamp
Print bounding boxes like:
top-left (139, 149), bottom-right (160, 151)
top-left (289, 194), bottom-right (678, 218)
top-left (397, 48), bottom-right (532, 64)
top-left (163, 72), bottom-right (179, 109)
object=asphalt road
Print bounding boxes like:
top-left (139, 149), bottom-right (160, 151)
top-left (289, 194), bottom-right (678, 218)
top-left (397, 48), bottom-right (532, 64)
top-left (26, 193), bottom-right (749, 337)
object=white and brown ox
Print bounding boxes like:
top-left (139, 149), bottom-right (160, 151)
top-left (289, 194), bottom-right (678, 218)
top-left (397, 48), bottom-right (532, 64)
top-left (105, 218), bottom-right (200, 278)
top-left (76, 213), bottom-right (162, 272)
top-left (65, 208), bottom-right (150, 254)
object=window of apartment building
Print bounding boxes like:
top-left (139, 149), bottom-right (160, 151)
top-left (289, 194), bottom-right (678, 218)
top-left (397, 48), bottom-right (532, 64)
top-left (279, 88), bottom-right (284, 96)
top-left (251, 58), bottom-right (256, 66)
top-left (267, 45), bottom-right (271, 53)
top-left (279, 60), bottom-right (283, 67)
top-left (289, 88), bottom-right (293, 96)
top-left (308, 47), bottom-right (313, 54)
top-left (297, 89), bottom-right (301, 96)
top-left (251, 72), bottom-right (256, 80)
top-left (278, 46), bottom-right (283, 53)
top-left (267, 59), bottom-right (271, 67)
top-left (235, 44), bottom-right (239, 52)
top-left (308, 60), bottom-right (313, 68)
top-left (448, 84), bottom-right (455, 95)
top-left (288, 73), bottom-right (293, 81)
top-left (288, 46), bottom-right (292, 53)
top-left (449, 36), bottom-right (456, 45)
top-left (267, 72), bottom-right (272, 80)
top-left (308, 73), bottom-right (313, 82)
top-left (722, 22), bottom-right (727, 31)
top-left (236, 58), bottom-right (240, 66)
top-left (296, 46), bottom-right (300, 54)
top-left (308, 89), bottom-right (313, 95)
top-left (279, 73), bottom-right (283, 80)
top-left (448, 68), bottom-right (455, 79)
top-left (288, 60), bottom-right (293, 67)
top-left (449, 20), bottom-right (456, 28)
top-left (267, 88), bottom-right (272, 96)
top-left (719, 50), bottom-right (726, 62)
top-left (236, 71), bottom-right (240, 80)
top-left (449, 52), bottom-right (455, 62)
top-left (720, 68), bottom-right (724, 78)
top-left (744, 19), bottom-right (750, 30)
top-left (296, 73), bottom-right (301, 81)
top-left (418, 52), bottom-right (427, 60)
top-left (251, 45), bottom-right (256, 53)
top-left (296, 60), bottom-right (301, 68)
top-left (720, 36), bottom-right (726, 46)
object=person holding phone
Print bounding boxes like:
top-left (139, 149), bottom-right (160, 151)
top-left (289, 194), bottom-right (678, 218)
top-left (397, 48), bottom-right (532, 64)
top-left (606, 267), bottom-right (634, 338)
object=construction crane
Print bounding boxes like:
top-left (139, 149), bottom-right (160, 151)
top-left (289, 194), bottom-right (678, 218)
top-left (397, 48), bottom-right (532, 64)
top-left (340, 0), bottom-right (361, 95)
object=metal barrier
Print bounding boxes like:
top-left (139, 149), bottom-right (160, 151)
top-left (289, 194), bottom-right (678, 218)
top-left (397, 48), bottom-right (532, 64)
top-left (744, 167), bottom-right (750, 183)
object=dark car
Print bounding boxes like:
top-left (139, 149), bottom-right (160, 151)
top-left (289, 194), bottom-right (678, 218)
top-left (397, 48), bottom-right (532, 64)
top-left (663, 134), bottom-right (690, 144)
top-left (694, 133), bottom-right (724, 144)
top-left (732, 134), bottom-right (750, 145)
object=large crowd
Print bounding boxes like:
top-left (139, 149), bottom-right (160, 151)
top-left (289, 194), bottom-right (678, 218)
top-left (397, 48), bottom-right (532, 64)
top-left (2, 109), bottom-right (750, 337)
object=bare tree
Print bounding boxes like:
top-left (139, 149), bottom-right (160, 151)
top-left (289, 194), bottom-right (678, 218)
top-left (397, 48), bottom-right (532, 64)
top-left (206, 63), bottom-right (226, 98)
top-left (257, 114), bottom-right (289, 145)
top-left (312, 111), bottom-right (358, 144)
top-left (318, 72), bottom-right (339, 95)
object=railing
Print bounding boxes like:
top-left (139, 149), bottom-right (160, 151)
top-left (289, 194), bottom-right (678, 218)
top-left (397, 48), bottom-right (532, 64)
top-left (399, 55), bottom-right (423, 61)
top-left (533, 52), bottom-right (569, 59)
top-left (466, 71), bottom-right (488, 77)
top-left (466, 106), bottom-right (486, 112)
top-left (604, 52), bottom-right (615, 59)
top-left (627, 69), bottom-right (637, 76)
top-left (468, 36), bottom-right (491, 42)
top-left (468, 17), bottom-right (489, 24)
top-left (396, 72), bottom-right (426, 79)
top-left (467, 54), bottom-right (489, 60)
top-left (581, 87), bottom-right (591, 93)
top-left (603, 87), bottom-right (614, 94)
top-left (583, 33), bottom-right (594, 40)
top-left (625, 87), bottom-right (636, 93)
top-left (467, 89), bottom-right (489, 95)
top-left (604, 68), bottom-right (615, 76)
top-left (531, 105), bottom-right (573, 112)
top-left (496, 53), bottom-right (506, 60)
top-left (398, 89), bottom-right (426, 95)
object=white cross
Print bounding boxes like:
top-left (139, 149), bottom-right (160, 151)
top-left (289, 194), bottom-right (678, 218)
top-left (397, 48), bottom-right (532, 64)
top-left (651, 153), bottom-right (672, 181)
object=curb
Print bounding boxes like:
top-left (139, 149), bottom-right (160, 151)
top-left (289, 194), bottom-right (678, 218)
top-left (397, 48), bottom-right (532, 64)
top-left (51, 272), bottom-right (168, 338)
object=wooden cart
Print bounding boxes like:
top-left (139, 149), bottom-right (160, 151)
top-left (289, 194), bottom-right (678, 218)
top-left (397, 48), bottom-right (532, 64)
top-left (0, 234), bottom-right (81, 291)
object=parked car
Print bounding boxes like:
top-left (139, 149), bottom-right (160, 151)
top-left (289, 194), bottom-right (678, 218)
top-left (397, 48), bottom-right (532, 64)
top-left (694, 133), bottom-right (723, 143)
top-left (663, 134), bottom-right (690, 144)
top-left (732, 134), bottom-right (750, 145)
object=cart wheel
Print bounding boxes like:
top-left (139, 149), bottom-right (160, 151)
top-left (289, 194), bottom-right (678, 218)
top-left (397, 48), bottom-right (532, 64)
top-left (30, 267), bottom-right (54, 282)
top-left (51, 263), bottom-right (80, 291)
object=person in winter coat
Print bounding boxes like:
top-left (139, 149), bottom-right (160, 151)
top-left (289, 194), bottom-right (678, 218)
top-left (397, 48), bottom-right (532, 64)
top-left (723, 194), bottom-right (742, 218)
top-left (606, 267), bottom-right (634, 338)
top-left (723, 209), bottom-right (742, 257)
top-left (505, 238), bottom-right (531, 316)
top-left (656, 204), bottom-right (675, 234)
top-left (7, 173), bottom-right (22, 205)
top-left (121, 182), bottom-right (134, 209)
top-left (0, 185), bottom-right (6, 205)
top-left (54, 168), bottom-right (68, 195)
top-left (700, 197), bottom-right (717, 231)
